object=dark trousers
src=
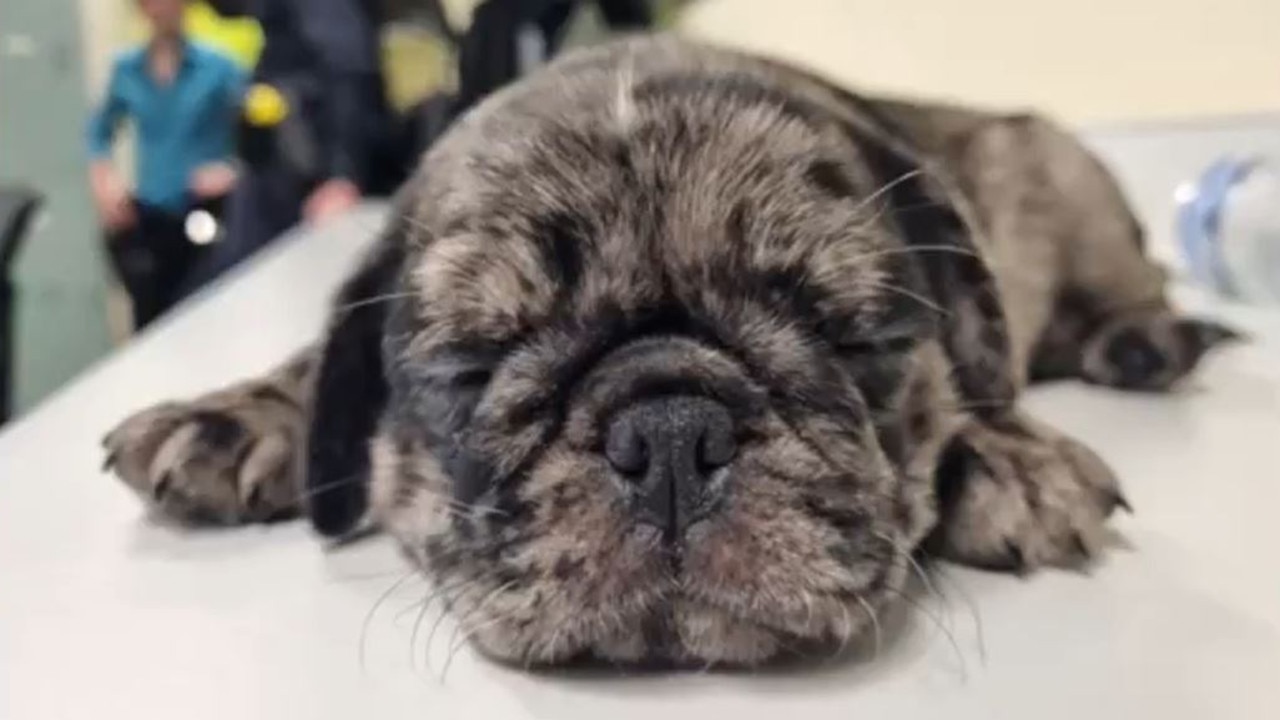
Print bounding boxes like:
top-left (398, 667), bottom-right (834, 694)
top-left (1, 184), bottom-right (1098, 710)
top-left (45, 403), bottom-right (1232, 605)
top-left (105, 197), bottom-right (223, 329)
top-left (184, 160), bottom-right (306, 291)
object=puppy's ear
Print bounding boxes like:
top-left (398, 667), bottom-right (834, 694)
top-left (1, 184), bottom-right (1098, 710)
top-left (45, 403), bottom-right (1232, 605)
top-left (305, 215), bottom-right (408, 538)
top-left (850, 103), bottom-right (1017, 415)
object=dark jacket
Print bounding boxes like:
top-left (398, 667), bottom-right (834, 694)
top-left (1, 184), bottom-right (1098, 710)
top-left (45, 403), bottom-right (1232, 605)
top-left (252, 0), bottom-right (392, 189)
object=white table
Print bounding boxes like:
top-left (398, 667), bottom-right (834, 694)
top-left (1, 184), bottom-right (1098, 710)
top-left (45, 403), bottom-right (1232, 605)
top-left (3, 127), bottom-right (1280, 719)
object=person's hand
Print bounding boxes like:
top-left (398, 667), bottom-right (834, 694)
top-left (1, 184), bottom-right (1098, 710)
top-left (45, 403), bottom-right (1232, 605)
top-left (189, 162), bottom-right (238, 199)
top-left (99, 191), bottom-right (135, 232)
top-left (90, 164), bottom-right (134, 232)
top-left (303, 178), bottom-right (360, 224)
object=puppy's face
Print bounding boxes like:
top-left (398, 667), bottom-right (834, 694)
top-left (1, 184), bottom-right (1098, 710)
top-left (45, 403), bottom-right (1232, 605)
top-left (365, 70), bottom-right (956, 668)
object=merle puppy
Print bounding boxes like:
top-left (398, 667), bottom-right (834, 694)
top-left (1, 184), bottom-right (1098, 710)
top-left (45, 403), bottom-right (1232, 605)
top-left (103, 36), bottom-right (1233, 668)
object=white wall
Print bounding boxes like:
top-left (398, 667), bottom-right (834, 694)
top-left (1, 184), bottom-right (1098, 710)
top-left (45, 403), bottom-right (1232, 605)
top-left (79, 0), bottom-right (1280, 125)
top-left (78, 0), bottom-right (133, 343)
top-left (78, 0), bottom-right (123, 94)
top-left (681, 0), bottom-right (1280, 125)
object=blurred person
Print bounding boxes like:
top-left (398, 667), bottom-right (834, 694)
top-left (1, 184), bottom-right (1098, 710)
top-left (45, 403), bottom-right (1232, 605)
top-left (195, 0), bottom-right (659, 290)
top-left (184, 1), bottom-right (264, 68)
top-left (87, 0), bottom-right (247, 328)
top-left (452, 0), bottom-right (653, 115)
top-left (397, 0), bottom-right (656, 173)
top-left (188, 0), bottom-right (398, 288)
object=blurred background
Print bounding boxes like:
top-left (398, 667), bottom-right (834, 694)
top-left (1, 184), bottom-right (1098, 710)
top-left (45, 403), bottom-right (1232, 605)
top-left (0, 0), bottom-right (1277, 424)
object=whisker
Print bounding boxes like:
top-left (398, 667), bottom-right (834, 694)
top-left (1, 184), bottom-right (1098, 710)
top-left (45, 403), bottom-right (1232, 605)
top-left (828, 599), bottom-right (855, 662)
top-left (439, 579), bottom-right (521, 683)
top-left (881, 585), bottom-right (969, 682)
top-left (929, 561), bottom-right (988, 665)
top-left (873, 530), bottom-right (949, 625)
top-left (293, 474), bottom-right (367, 503)
top-left (359, 569), bottom-right (421, 676)
top-left (332, 567), bottom-right (421, 584)
top-left (851, 169), bottom-right (925, 216)
top-left (801, 591), bottom-right (817, 634)
top-left (856, 161), bottom-right (998, 257)
top-left (405, 597), bottom-right (435, 678)
top-left (856, 279), bottom-right (951, 317)
top-left (413, 485), bottom-right (510, 519)
top-left (432, 573), bottom-right (491, 671)
top-left (532, 622), bottom-right (567, 671)
top-left (443, 612), bottom-right (514, 681)
top-left (421, 567), bottom-right (499, 675)
top-left (401, 212), bottom-right (436, 242)
top-left (871, 531), bottom-right (978, 677)
top-left (848, 175), bottom-right (953, 239)
top-left (394, 596), bottom-right (431, 624)
top-left (847, 243), bottom-right (981, 269)
top-left (291, 475), bottom-right (507, 521)
top-left (410, 576), bottom-right (474, 676)
top-left (405, 490), bottom-right (510, 525)
top-left (423, 596), bottom-right (457, 676)
top-left (854, 594), bottom-right (882, 660)
top-left (333, 291), bottom-right (419, 315)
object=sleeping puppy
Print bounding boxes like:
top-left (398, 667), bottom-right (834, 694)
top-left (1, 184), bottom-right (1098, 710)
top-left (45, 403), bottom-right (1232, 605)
top-left (103, 36), bottom-right (1234, 668)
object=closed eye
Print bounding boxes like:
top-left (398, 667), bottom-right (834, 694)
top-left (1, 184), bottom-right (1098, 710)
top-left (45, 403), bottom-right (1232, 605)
top-left (450, 367), bottom-right (493, 389)
top-left (418, 351), bottom-right (499, 386)
top-left (405, 350), bottom-right (500, 438)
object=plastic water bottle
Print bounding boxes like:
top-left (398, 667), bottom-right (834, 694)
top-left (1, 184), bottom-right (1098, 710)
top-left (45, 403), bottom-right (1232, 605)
top-left (1177, 156), bottom-right (1280, 305)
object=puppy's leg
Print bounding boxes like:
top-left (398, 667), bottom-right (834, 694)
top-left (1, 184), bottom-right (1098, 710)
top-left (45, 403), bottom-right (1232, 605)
top-left (102, 214), bottom-right (406, 528)
top-left (1032, 283), bottom-right (1240, 391)
top-left (1011, 116), bottom-right (1239, 390)
top-left (926, 411), bottom-right (1129, 572)
top-left (103, 350), bottom-right (316, 524)
top-left (1074, 311), bottom-right (1240, 391)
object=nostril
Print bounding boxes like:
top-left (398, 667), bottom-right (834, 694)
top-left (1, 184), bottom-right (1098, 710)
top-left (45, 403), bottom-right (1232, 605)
top-left (605, 420), bottom-right (649, 476)
top-left (606, 397), bottom-right (736, 479)
top-left (698, 399), bottom-right (737, 471)
top-left (604, 396), bottom-right (736, 536)
top-left (697, 423), bottom-right (736, 471)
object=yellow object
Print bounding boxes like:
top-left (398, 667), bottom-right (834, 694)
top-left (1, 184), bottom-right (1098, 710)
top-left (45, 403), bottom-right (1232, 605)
top-left (127, 1), bottom-right (263, 69)
top-left (244, 83), bottom-right (289, 127)
top-left (381, 26), bottom-right (454, 112)
top-left (184, 2), bottom-right (263, 69)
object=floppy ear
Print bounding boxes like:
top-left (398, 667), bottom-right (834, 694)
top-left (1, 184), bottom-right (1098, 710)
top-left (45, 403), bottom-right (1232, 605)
top-left (304, 216), bottom-right (408, 538)
top-left (846, 101), bottom-right (1017, 416)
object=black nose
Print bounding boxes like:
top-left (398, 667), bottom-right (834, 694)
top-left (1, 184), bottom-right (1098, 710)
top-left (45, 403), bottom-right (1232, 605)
top-left (604, 396), bottom-right (736, 538)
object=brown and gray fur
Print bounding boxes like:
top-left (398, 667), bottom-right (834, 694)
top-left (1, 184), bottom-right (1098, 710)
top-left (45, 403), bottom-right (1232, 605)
top-left (103, 36), bottom-right (1235, 669)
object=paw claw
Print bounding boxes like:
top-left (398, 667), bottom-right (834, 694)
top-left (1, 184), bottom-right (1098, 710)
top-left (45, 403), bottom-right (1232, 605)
top-left (103, 395), bottom-right (301, 526)
top-left (1112, 492), bottom-right (1134, 515)
top-left (1071, 532), bottom-right (1092, 561)
top-left (928, 415), bottom-right (1123, 576)
top-left (152, 472), bottom-right (173, 503)
top-left (1004, 540), bottom-right (1027, 575)
top-left (244, 483), bottom-right (264, 517)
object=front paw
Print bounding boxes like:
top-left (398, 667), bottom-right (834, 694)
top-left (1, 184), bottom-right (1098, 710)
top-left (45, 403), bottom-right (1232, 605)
top-left (925, 415), bottom-right (1130, 572)
top-left (103, 397), bottom-right (300, 525)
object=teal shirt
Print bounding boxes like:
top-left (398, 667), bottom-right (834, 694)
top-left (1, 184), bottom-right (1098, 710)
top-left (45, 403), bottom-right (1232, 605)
top-left (86, 42), bottom-right (246, 212)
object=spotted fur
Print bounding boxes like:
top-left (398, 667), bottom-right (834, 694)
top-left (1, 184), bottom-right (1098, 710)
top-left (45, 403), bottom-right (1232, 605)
top-left (103, 36), bottom-right (1234, 669)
